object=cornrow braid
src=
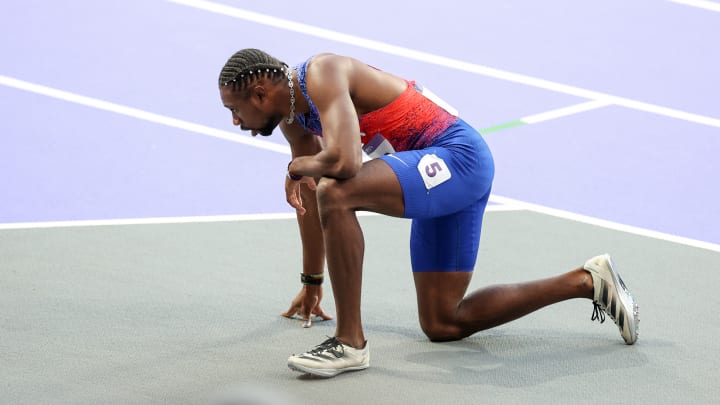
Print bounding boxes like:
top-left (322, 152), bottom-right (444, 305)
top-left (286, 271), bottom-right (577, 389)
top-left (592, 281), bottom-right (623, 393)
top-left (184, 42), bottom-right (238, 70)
top-left (219, 48), bottom-right (288, 92)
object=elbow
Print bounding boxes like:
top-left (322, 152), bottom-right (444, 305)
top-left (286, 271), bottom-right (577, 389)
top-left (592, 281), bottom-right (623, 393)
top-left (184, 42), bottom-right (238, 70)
top-left (325, 155), bottom-right (362, 179)
top-left (336, 160), bottom-right (362, 179)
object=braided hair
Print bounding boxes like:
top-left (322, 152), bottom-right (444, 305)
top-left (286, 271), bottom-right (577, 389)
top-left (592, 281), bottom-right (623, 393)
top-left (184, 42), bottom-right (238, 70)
top-left (218, 48), bottom-right (288, 93)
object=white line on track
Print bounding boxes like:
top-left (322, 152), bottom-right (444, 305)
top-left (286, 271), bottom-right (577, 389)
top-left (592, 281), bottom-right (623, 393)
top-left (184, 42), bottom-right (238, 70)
top-left (489, 195), bottom-right (720, 253)
top-left (668, 0), bottom-right (720, 12)
top-left (1, 75), bottom-right (609, 157)
top-left (2, 202), bottom-right (718, 254)
top-left (164, 0), bottom-right (720, 129)
top-left (0, 205), bottom-right (521, 230)
top-left (0, 214), bottom-right (299, 229)
top-left (0, 75), bottom-right (290, 155)
top-left (521, 100), bottom-right (612, 124)
top-left (1, 74), bottom-right (717, 252)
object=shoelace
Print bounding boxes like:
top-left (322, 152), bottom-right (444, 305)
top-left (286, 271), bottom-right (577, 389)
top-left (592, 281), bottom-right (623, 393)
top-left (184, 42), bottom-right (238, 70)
top-left (308, 337), bottom-right (345, 358)
top-left (591, 302), bottom-right (606, 323)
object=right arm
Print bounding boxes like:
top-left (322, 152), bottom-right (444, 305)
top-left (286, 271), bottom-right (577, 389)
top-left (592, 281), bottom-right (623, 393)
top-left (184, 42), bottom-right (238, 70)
top-left (279, 121), bottom-right (332, 326)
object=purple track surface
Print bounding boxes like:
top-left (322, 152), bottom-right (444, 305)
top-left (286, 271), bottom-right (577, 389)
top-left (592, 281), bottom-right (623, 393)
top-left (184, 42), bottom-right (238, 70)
top-left (2, 0), bottom-right (719, 246)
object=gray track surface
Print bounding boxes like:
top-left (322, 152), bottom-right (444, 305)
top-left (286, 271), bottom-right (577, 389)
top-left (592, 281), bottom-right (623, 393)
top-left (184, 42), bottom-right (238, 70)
top-left (2, 212), bottom-right (718, 404)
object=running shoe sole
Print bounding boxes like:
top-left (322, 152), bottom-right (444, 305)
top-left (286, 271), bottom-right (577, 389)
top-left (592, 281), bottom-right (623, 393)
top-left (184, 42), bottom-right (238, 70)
top-left (287, 362), bottom-right (369, 378)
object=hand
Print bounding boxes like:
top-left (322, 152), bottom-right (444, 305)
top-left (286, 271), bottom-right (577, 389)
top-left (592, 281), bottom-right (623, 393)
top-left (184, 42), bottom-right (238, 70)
top-left (285, 176), bottom-right (317, 215)
top-left (280, 285), bottom-right (333, 328)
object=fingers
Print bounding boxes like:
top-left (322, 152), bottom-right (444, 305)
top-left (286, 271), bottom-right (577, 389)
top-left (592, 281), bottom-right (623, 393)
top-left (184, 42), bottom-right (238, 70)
top-left (280, 291), bottom-right (331, 327)
top-left (302, 177), bottom-right (317, 191)
top-left (287, 184), bottom-right (306, 215)
top-left (293, 187), bottom-right (303, 211)
top-left (280, 297), bottom-right (302, 318)
top-left (313, 306), bottom-right (334, 321)
top-left (280, 306), bottom-right (299, 318)
top-left (301, 295), bottom-right (319, 328)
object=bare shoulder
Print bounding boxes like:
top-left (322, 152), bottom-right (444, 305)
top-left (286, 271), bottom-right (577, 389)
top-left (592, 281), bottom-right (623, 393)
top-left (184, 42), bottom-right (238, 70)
top-left (303, 54), bottom-right (353, 107)
top-left (307, 53), bottom-right (395, 80)
top-left (305, 54), bottom-right (352, 83)
top-left (306, 53), bottom-right (406, 113)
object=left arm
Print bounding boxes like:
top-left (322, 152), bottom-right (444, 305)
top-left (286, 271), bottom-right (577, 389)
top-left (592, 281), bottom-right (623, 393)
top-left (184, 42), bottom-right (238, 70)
top-left (287, 56), bottom-right (363, 179)
top-left (279, 119), bottom-right (332, 326)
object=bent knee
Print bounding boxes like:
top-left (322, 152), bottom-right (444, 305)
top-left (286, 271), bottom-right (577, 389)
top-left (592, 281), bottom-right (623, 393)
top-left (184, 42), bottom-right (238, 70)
top-left (420, 320), bottom-right (465, 342)
top-left (316, 177), bottom-right (361, 216)
top-left (316, 177), bottom-right (343, 206)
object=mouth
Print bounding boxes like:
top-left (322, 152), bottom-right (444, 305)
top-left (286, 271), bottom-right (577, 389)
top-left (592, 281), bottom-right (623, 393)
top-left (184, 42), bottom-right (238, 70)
top-left (242, 116), bottom-right (280, 136)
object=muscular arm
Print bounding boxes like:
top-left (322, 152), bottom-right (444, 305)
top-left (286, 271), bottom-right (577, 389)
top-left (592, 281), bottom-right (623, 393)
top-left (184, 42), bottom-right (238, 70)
top-left (281, 120), bottom-right (325, 274)
top-left (287, 56), bottom-right (363, 180)
top-left (279, 119), bottom-right (332, 324)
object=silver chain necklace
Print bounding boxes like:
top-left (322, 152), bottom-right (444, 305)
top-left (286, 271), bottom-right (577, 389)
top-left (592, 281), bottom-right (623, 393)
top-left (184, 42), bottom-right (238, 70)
top-left (286, 68), bottom-right (295, 124)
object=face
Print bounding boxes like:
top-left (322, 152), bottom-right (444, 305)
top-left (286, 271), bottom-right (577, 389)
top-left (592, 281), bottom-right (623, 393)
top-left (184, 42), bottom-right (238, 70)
top-left (219, 85), bottom-right (283, 137)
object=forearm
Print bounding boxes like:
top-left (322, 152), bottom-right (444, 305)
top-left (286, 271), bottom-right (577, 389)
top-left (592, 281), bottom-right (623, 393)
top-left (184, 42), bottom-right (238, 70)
top-left (289, 149), bottom-right (361, 180)
top-left (296, 182), bottom-right (325, 275)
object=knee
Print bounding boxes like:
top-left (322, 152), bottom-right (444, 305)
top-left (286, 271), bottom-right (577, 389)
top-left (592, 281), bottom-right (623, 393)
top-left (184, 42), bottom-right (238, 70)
top-left (316, 177), bottom-right (348, 213)
top-left (419, 318), bottom-right (465, 342)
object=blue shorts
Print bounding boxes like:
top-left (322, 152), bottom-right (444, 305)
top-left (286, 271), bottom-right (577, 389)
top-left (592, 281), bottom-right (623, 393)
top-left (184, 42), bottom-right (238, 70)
top-left (379, 119), bottom-right (494, 272)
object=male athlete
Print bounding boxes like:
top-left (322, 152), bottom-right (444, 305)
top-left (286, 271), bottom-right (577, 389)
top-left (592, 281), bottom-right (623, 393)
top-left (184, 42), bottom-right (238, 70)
top-left (218, 49), bottom-right (639, 378)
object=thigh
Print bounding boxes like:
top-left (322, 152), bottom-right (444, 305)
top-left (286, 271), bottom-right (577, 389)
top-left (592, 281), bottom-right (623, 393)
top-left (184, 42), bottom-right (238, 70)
top-left (410, 192), bottom-right (490, 272)
top-left (413, 271), bottom-right (473, 326)
top-left (319, 157), bottom-right (406, 217)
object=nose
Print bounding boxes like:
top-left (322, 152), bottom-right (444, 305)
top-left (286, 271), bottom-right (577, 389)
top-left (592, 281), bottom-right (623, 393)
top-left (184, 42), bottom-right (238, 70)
top-left (232, 115), bottom-right (241, 126)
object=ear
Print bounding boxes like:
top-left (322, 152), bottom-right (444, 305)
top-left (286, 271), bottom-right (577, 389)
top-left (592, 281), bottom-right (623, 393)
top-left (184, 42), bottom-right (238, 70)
top-left (251, 84), bottom-right (267, 103)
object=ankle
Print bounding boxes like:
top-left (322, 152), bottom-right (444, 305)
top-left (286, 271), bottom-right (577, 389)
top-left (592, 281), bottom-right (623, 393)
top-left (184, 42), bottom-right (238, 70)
top-left (337, 335), bottom-right (365, 349)
top-left (578, 268), bottom-right (595, 299)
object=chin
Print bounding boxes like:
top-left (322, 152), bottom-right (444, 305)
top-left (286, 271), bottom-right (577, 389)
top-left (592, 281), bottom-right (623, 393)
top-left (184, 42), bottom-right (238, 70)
top-left (259, 117), bottom-right (283, 136)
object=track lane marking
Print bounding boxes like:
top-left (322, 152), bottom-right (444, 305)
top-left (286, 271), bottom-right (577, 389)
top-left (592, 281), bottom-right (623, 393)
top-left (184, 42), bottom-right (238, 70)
top-left (164, 0), bottom-right (720, 129)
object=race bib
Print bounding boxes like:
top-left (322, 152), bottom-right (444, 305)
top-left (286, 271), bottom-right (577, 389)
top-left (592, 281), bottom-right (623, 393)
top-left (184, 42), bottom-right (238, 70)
top-left (418, 154), bottom-right (451, 189)
top-left (362, 132), bottom-right (396, 159)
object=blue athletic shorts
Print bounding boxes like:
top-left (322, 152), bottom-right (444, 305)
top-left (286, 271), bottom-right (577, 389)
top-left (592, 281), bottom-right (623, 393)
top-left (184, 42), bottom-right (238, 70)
top-left (379, 119), bottom-right (494, 272)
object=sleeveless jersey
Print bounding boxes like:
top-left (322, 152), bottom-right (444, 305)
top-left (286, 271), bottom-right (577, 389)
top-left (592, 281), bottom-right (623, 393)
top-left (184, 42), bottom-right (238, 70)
top-left (293, 57), bottom-right (458, 158)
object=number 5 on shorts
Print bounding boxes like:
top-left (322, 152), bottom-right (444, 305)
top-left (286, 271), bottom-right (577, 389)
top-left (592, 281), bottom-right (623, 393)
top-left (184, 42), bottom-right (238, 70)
top-left (418, 154), bottom-right (452, 190)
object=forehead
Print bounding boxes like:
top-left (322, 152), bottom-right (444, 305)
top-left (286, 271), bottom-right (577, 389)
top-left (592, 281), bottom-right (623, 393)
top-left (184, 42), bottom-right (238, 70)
top-left (219, 85), bottom-right (248, 106)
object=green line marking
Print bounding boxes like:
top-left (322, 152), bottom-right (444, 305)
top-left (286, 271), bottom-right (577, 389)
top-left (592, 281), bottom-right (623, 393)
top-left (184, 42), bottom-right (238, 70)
top-left (480, 120), bottom-right (527, 134)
